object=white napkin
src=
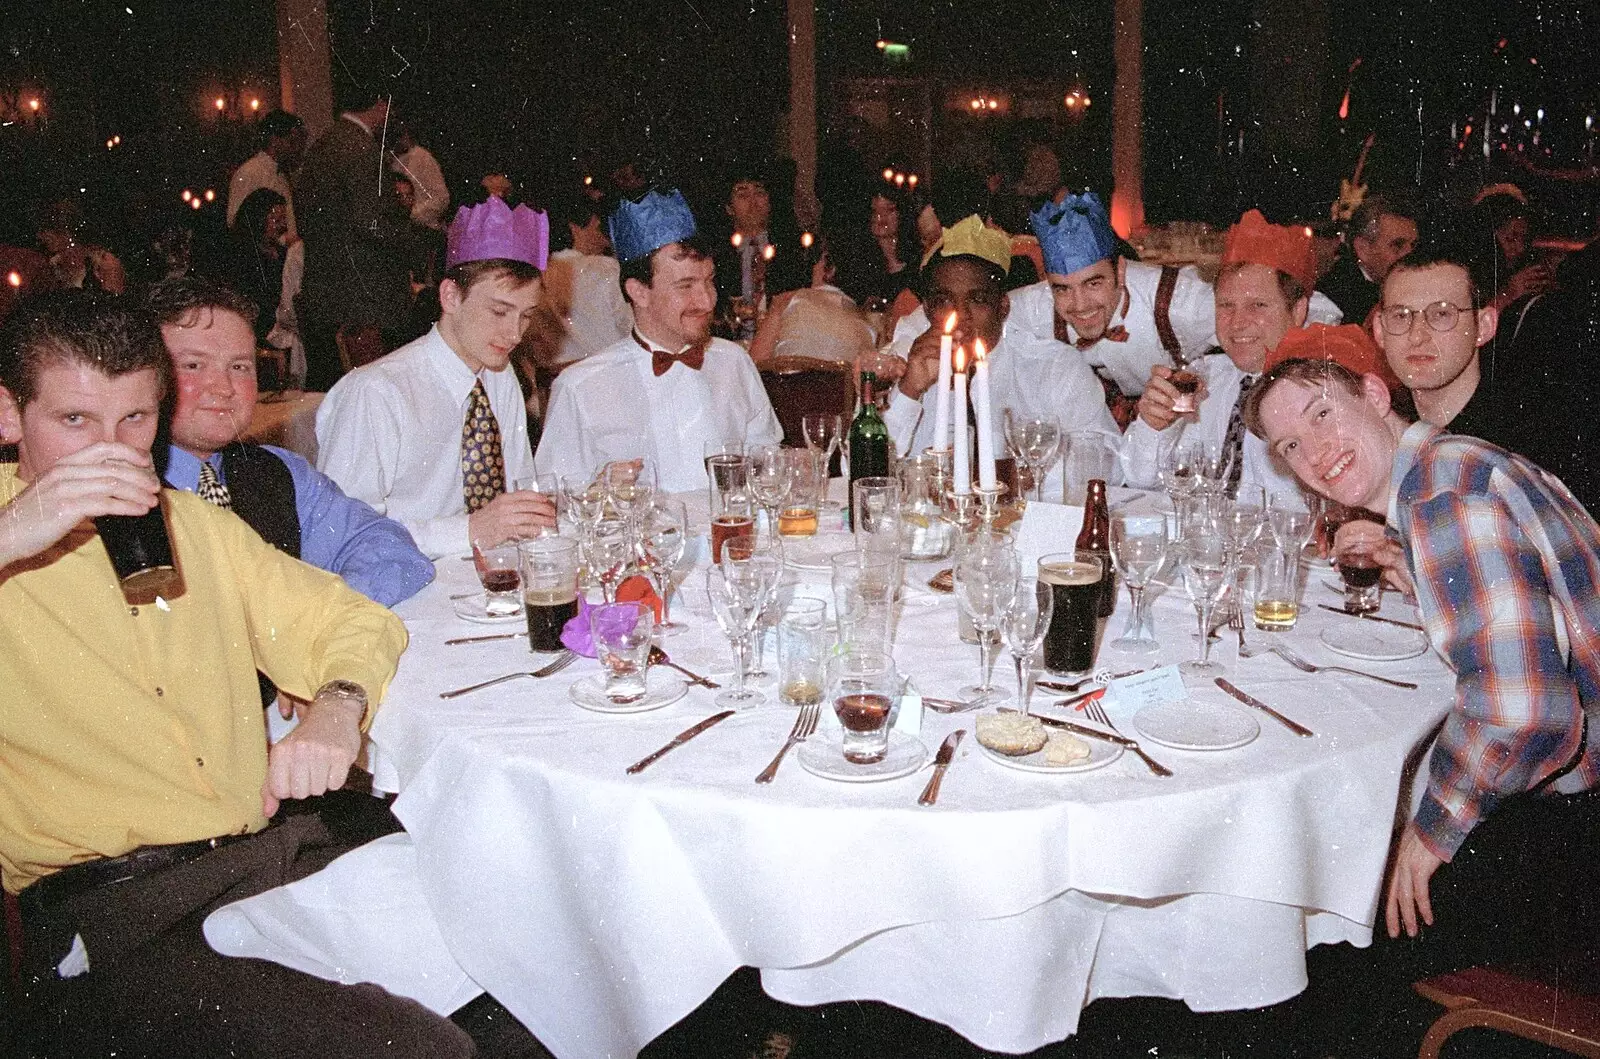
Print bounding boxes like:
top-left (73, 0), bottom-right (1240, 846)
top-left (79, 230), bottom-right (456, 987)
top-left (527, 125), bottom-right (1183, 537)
top-left (1012, 501), bottom-right (1086, 573)
top-left (203, 833), bottom-right (484, 1016)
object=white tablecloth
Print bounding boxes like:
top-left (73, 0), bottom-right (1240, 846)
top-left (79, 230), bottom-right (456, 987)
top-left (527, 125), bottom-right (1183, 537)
top-left (367, 499), bottom-right (1454, 1058)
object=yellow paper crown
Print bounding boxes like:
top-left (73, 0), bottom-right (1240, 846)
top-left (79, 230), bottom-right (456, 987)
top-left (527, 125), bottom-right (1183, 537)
top-left (928, 214), bottom-right (1012, 273)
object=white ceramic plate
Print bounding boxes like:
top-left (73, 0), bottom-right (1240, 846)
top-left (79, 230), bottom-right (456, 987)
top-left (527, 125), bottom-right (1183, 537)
top-left (797, 730), bottom-right (927, 782)
top-left (784, 536), bottom-right (852, 572)
top-left (452, 593), bottom-right (524, 626)
top-left (977, 735), bottom-right (1123, 774)
top-left (568, 670), bottom-right (687, 714)
top-left (1133, 700), bottom-right (1260, 751)
top-left (1319, 624), bottom-right (1428, 661)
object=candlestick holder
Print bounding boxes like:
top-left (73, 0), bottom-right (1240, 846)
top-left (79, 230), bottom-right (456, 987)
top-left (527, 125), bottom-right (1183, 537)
top-left (974, 485), bottom-right (1006, 529)
top-left (942, 487), bottom-right (980, 533)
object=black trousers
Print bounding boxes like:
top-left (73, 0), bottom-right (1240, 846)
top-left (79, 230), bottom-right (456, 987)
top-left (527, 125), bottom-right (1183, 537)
top-left (1295, 785), bottom-right (1600, 1057)
top-left (2, 802), bottom-right (474, 1059)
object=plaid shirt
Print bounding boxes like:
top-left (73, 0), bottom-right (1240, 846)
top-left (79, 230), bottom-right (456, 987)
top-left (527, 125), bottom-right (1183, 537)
top-left (1389, 422), bottom-right (1600, 860)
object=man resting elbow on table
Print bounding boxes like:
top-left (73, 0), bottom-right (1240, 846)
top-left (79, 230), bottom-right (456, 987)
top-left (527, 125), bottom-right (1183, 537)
top-left (1245, 355), bottom-right (1600, 1054)
top-left (0, 292), bottom-right (472, 1057)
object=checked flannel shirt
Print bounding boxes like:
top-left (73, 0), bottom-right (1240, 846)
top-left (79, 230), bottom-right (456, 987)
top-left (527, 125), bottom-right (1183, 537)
top-left (1388, 422), bottom-right (1600, 860)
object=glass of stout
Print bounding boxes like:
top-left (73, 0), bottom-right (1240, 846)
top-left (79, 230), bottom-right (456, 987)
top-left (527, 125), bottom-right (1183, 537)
top-left (1038, 552), bottom-right (1105, 675)
top-left (519, 536), bottom-right (580, 652)
top-left (1337, 545), bottom-right (1383, 614)
top-left (827, 645), bottom-right (899, 765)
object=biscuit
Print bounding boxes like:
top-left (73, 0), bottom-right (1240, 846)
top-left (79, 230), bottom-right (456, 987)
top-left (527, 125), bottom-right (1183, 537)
top-left (1043, 730), bottom-right (1092, 767)
top-left (975, 712), bottom-right (1048, 756)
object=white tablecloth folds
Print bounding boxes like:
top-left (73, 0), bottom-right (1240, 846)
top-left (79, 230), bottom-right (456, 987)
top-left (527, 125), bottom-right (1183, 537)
top-left (354, 494), bottom-right (1451, 1058)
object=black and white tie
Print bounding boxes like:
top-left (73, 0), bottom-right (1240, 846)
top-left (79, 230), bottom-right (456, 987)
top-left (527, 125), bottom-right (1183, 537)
top-left (197, 460), bottom-right (232, 510)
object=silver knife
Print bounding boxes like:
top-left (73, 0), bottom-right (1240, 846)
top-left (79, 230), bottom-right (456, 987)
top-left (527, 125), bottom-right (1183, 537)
top-left (445, 631), bottom-right (527, 646)
top-left (918, 730), bottom-right (965, 806)
top-left (1214, 677), bottom-right (1315, 738)
top-left (1313, 604), bottom-right (1425, 632)
top-left (1007, 710), bottom-right (1175, 778)
top-left (625, 711), bottom-right (737, 774)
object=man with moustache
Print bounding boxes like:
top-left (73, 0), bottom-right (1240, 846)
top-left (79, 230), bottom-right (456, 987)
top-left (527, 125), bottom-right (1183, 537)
top-left (1246, 357), bottom-right (1600, 1055)
top-left (536, 188), bottom-right (781, 493)
top-left (317, 196), bottom-right (557, 558)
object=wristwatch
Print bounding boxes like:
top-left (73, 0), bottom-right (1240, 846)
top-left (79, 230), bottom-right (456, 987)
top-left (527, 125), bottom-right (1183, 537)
top-left (315, 679), bottom-right (368, 710)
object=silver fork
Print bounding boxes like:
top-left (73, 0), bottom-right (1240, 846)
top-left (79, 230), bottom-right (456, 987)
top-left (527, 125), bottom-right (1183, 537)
top-left (1230, 610), bottom-right (1255, 656)
top-left (1084, 697), bottom-right (1173, 777)
top-left (1262, 642), bottom-right (1418, 690)
top-left (438, 650), bottom-right (577, 699)
top-left (755, 703), bottom-right (820, 783)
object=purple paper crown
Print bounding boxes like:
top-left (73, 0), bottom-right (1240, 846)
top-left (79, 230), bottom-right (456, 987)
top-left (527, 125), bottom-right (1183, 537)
top-left (1030, 192), bottom-right (1118, 277)
top-left (445, 197), bottom-right (550, 270)
top-left (608, 189), bottom-right (697, 264)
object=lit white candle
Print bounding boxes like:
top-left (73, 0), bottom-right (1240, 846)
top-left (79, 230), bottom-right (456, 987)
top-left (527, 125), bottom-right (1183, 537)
top-left (932, 311), bottom-right (957, 450)
top-left (973, 339), bottom-right (997, 491)
top-left (952, 345), bottom-right (971, 494)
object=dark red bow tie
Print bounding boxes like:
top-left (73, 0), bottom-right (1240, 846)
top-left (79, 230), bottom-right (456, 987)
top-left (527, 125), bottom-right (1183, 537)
top-left (1054, 317), bottom-right (1130, 351)
top-left (636, 333), bottom-right (709, 376)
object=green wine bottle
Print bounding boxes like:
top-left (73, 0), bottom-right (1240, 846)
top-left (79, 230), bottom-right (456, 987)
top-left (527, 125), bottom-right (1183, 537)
top-left (847, 372), bottom-right (892, 530)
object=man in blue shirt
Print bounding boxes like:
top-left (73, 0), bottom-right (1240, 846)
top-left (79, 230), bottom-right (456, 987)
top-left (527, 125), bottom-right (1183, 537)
top-left (148, 277), bottom-right (433, 607)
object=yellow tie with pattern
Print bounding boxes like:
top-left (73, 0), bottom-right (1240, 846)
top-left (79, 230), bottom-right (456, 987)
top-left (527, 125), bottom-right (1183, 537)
top-left (461, 378), bottom-right (506, 513)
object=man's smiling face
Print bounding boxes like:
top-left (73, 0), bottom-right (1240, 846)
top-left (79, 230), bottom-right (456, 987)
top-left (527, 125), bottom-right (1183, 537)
top-left (1256, 373), bottom-right (1398, 515)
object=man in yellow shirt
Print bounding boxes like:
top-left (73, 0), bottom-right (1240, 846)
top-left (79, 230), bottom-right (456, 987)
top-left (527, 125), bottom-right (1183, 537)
top-left (0, 292), bottom-right (470, 1056)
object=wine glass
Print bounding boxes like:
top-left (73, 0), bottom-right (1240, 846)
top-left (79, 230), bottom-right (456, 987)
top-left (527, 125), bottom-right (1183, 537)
top-left (588, 517), bottom-right (634, 603)
top-left (1004, 411), bottom-right (1063, 502)
top-left (1177, 536), bottom-right (1233, 675)
top-left (707, 563), bottom-right (768, 708)
top-left (1158, 441), bottom-right (1203, 539)
top-left (954, 543), bottom-right (1020, 704)
top-left (1267, 489), bottom-right (1320, 555)
top-left (1110, 514), bottom-right (1168, 652)
top-left (640, 499), bottom-right (688, 634)
top-left (723, 533), bottom-right (785, 679)
top-left (560, 473), bottom-right (607, 538)
top-left (1002, 577), bottom-right (1054, 713)
top-left (601, 458), bottom-right (656, 529)
top-left (747, 445), bottom-right (794, 534)
top-left (802, 413), bottom-right (844, 495)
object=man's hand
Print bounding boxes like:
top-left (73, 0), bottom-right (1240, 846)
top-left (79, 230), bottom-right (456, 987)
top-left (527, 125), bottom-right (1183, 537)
top-left (1385, 823), bottom-right (1445, 939)
top-left (858, 349), bottom-right (905, 386)
top-left (1136, 365), bottom-right (1208, 431)
top-left (467, 490), bottom-right (558, 549)
top-left (899, 324), bottom-right (965, 401)
top-left (260, 686), bottom-right (365, 817)
top-left (1332, 519), bottom-right (1414, 595)
top-left (0, 442), bottom-right (161, 568)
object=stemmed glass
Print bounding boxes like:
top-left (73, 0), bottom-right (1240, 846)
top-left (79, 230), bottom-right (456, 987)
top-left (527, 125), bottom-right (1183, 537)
top-left (588, 517), bottom-right (634, 603)
top-left (1002, 577), bottom-right (1054, 713)
top-left (602, 458), bottom-right (656, 530)
top-left (954, 543), bottom-right (1020, 704)
top-left (1004, 411), bottom-right (1063, 502)
top-left (640, 499), bottom-right (687, 634)
top-left (560, 473), bottom-right (607, 538)
top-left (1177, 536), bottom-right (1233, 675)
top-left (1110, 514), bottom-right (1168, 652)
top-left (802, 413), bottom-right (844, 509)
top-left (1158, 441), bottom-right (1203, 540)
top-left (706, 565), bottom-right (766, 708)
top-left (724, 533), bottom-right (785, 679)
top-left (747, 445), bottom-right (794, 534)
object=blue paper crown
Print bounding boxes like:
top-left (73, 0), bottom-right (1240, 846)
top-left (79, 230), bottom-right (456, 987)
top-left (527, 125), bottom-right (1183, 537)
top-left (1030, 192), bottom-right (1118, 277)
top-left (608, 189), bottom-right (698, 264)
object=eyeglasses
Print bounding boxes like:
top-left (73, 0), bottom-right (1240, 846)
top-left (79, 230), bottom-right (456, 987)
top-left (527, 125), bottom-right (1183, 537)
top-left (1378, 301), bottom-right (1470, 335)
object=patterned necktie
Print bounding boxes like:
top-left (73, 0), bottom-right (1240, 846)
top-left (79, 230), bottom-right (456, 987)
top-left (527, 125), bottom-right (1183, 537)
top-left (1223, 375), bottom-right (1257, 498)
top-left (197, 460), bottom-right (232, 510)
top-left (460, 378), bottom-right (505, 513)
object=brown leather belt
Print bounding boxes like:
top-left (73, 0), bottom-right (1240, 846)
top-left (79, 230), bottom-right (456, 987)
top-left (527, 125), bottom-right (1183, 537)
top-left (17, 830), bottom-right (259, 919)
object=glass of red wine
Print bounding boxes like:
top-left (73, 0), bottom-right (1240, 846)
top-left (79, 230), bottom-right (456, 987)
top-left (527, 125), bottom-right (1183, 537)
top-left (1168, 355), bottom-right (1203, 417)
top-left (472, 540), bottom-right (523, 617)
top-left (1337, 546), bottom-right (1383, 614)
top-left (827, 646), bottom-right (899, 765)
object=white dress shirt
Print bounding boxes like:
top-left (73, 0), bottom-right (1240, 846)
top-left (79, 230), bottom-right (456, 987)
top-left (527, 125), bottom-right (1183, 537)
top-left (226, 151), bottom-right (296, 238)
top-left (394, 145), bottom-right (450, 230)
top-left (314, 326), bottom-right (536, 558)
top-left (536, 333), bottom-right (782, 493)
top-left (1118, 352), bottom-right (1300, 498)
top-left (883, 321), bottom-right (1122, 495)
top-left (541, 250), bottom-right (633, 365)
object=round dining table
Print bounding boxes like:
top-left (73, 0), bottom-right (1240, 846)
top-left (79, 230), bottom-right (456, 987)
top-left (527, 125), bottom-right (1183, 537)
top-left (367, 492), bottom-right (1453, 1059)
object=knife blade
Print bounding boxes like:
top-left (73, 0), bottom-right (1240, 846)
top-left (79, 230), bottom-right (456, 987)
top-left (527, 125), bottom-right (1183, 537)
top-left (1214, 677), bottom-right (1315, 738)
top-left (625, 710), bottom-right (737, 774)
top-left (918, 730), bottom-right (965, 806)
top-left (1313, 604), bottom-right (1425, 632)
top-left (1024, 712), bottom-right (1138, 748)
top-left (445, 631), bottom-right (528, 646)
top-left (1037, 669), bottom-right (1147, 694)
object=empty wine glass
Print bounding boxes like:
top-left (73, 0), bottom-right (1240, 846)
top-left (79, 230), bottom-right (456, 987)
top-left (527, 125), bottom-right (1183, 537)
top-left (1004, 411), bottom-right (1063, 502)
top-left (1267, 489), bottom-right (1320, 555)
top-left (954, 543), bottom-right (1020, 703)
top-left (1177, 535), bottom-right (1233, 675)
top-left (588, 517), bottom-right (634, 603)
top-left (747, 445), bottom-right (794, 534)
top-left (723, 534), bottom-right (785, 679)
top-left (1158, 441), bottom-right (1203, 539)
top-left (560, 473), bottom-right (607, 538)
top-left (601, 458), bottom-right (656, 527)
top-left (1002, 576), bottom-right (1054, 713)
top-left (1110, 514), bottom-right (1168, 652)
top-left (708, 561), bottom-right (773, 708)
top-left (640, 498), bottom-right (688, 634)
top-left (802, 413), bottom-right (844, 510)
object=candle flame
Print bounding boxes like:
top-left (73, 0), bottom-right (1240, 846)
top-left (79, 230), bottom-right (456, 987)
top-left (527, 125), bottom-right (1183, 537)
top-left (6, 271), bottom-right (21, 288)
top-left (953, 345), bottom-right (967, 372)
top-left (762, 244), bottom-right (775, 261)
top-left (731, 232), bottom-right (743, 248)
top-left (942, 311), bottom-right (958, 335)
top-left (973, 339), bottom-right (988, 362)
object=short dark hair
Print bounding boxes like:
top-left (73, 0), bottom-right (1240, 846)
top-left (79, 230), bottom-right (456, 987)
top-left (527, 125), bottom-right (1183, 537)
top-left (618, 234), bottom-right (715, 304)
top-left (145, 276), bottom-right (260, 333)
top-left (258, 110), bottom-right (303, 143)
top-left (1385, 238), bottom-right (1484, 309)
top-left (920, 252), bottom-right (1006, 303)
top-left (1242, 357), bottom-right (1365, 439)
top-left (0, 290), bottom-right (171, 409)
top-left (1218, 260), bottom-right (1306, 306)
top-left (233, 187), bottom-right (287, 244)
top-left (442, 259), bottom-right (542, 296)
top-left (1348, 189), bottom-right (1422, 241)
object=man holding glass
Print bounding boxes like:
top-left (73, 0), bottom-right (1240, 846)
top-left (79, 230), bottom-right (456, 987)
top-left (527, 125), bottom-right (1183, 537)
top-left (0, 292), bottom-right (470, 1056)
top-left (316, 195), bottom-right (557, 557)
top-left (1244, 355), bottom-right (1600, 1054)
top-left (883, 214), bottom-right (1118, 493)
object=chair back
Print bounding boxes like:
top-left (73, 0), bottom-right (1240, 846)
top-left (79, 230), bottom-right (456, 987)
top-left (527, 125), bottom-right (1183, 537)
top-left (759, 357), bottom-right (854, 448)
top-left (335, 325), bottom-right (387, 372)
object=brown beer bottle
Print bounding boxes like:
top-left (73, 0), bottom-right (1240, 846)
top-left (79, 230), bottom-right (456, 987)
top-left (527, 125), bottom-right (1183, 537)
top-left (1075, 479), bottom-right (1115, 617)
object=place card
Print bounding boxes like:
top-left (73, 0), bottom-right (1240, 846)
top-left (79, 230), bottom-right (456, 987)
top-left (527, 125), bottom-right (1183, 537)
top-left (1012, 500), bottom-right (1086, 573)
top-left (1100, 665), bottom-right (1186, 715)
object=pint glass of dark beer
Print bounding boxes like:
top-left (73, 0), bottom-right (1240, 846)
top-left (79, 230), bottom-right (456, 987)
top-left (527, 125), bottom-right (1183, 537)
top-left (95, 494), bottom-right (180, 598)
top-left (520, 536), bottom-right (580, 653)
top-left (1039, 551), bottom-right (1104, 674)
